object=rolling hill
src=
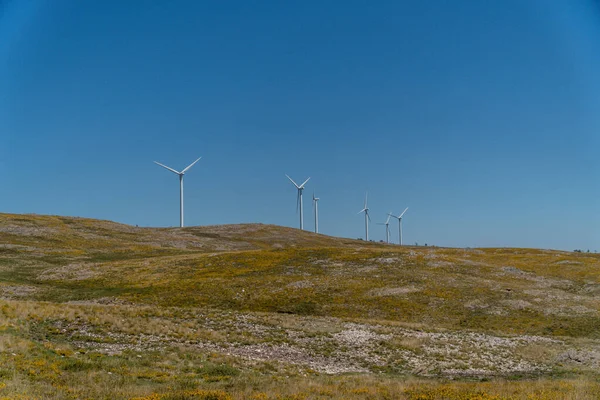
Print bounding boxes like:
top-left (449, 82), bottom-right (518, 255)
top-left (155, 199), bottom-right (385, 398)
top-left (0, 213), bottom-right (599, 399)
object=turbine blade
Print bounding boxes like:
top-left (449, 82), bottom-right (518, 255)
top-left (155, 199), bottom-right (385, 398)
top-left (299, 177), bottom-right (311, 188)
top-left (154, 161), bottom-right (181, 175)
top-left (357, 208), bottom-right (367, 214)
top-left (364, 192), bottom-right (368, 208)
top-left (286, 174), bottom-right (300, 188)
top-left (385, 214), bottom-right (391, 224)
top-left (399, 207), bottom-right (409, 218)
top-left (296, 191), bottom-right (300, 214)
top-left (181, 157), bottom-right (202, 173)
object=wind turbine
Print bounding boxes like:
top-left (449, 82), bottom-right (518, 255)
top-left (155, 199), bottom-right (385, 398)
top-left (312, 192), bottom-right (320, 234)
top-left (377, 214), bottom-right (392, 243)
top-left (286, 175), bottom-right (310, 230)
top-left (389, 207), bottom-right (409, 245)
top-left (357, 192), bottom-right (371, 241)
top-left (154, 157), bottom-right (201, 228)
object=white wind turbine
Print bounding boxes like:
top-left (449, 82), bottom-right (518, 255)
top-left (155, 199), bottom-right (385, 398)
top-left (154, 157), bottom-right (201, 228)
top-left (312, 191), bottom-right (320, 234)
top-left (377, 214), bottom-right (392, 243)
top-left (389, 207), bottom-right (409, 245)
top-left (286, 174), bottom-right (310, 230)
top-left (357, 192), bottom-right (371, 241)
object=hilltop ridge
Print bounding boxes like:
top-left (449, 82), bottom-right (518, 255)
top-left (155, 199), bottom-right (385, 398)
top-left (0, 212), bottom-right (377, 252)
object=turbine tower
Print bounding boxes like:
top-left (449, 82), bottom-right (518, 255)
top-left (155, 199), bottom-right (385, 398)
top-left (389, 207), bottom-right (409, 245)
top-left (154, 157), bottom-right (201, 228)
top-left (286, 174), bottom-right (310, 230)
top-left (312, 192), bottom-right (320, 234)
top-left (357, 192), bottom-right (371, 241)
top-left (377, 214), bottom-right (392, 243)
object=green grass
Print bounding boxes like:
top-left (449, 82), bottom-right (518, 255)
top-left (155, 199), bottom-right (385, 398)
top-left (34, 244), bottom-right (595, 338)
top-left (0, 213), bottom-right (599, 399)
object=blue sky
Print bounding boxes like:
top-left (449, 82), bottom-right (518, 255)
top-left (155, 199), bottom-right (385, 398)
top-left (1, 0), bottom-right (599, 250)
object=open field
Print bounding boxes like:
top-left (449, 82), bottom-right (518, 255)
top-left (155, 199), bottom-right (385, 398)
top-left (0, 213), bottom-right (599, 399)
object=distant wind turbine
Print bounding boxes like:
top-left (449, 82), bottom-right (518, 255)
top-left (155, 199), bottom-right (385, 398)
top-left (389, 207), bottom-right (409, 245)
top-left (377, 214), bottom-right (392, 243)
top-left (154, 157), bottom-right (201, 228)
top-left (286, 174), bottom-right (310, 230)
top-left (357, 192), bottom-right (371, 241)
top-left (312, 192), bottom-right (320, 234)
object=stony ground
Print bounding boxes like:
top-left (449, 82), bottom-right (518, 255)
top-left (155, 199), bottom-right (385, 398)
top-left (0, 213), bottom-right (599, 399)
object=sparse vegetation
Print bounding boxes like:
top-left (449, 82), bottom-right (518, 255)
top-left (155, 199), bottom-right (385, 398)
top-left (0, 213), bottom-right (599, 398)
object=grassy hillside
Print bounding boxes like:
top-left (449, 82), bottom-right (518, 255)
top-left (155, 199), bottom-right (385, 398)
top-left (0, 213), bottom-right (599, 399)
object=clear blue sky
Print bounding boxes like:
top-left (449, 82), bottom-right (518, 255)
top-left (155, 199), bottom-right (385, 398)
top-left (1, 0), bottom-right (599, 250)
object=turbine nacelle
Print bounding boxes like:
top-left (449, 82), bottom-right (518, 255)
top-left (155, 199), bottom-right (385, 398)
top-left (389, 207), bottom-right (408, 221)
top-left (154, 157), bottom-right (201, 176)
top-left (286, 174), bottom-right (310, 189)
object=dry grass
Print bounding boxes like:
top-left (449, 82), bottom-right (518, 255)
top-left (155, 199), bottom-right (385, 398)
top-left (0, 213), bottom-right (599, 398)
